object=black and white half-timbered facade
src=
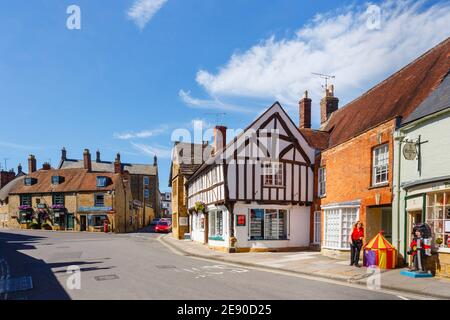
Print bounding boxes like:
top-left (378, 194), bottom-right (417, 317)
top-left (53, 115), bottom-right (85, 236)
top-left (186, 102), bottom-right (315, 252)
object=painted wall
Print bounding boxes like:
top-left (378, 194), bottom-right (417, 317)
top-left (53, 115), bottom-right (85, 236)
top-left (393, 111), bottom-right (450, 266)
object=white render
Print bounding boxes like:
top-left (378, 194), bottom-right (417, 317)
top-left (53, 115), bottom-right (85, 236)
top-left (186, 102), bottom-right (315, 250)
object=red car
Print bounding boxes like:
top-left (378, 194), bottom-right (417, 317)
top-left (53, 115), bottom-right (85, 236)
top-left (154, 221), bottom-right (172, 233)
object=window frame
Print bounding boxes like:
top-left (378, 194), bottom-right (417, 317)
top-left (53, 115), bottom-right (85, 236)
top-left (318, 167), bottom-right (326, 197)
top-left (96, 176), bottom-right (108, 188)
top-left (323, 206), bottom-right (359, 250)
top-left (313, 211), bottom-right (321, 244)
top-left (262, 162), bottom-right (284, 188)
top-left (372, 143), bottom-right (389, 186)
top-left (94, 193), bottom-right (105, 207)
top-left (20, 194), bottom-right (32, 206)
top-left (52, 193), bottom-right (65, 206)
top-left (249, 208), bottom-right (288, 240)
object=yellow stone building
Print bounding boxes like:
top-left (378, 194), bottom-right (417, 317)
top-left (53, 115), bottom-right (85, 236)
top-left (169, 142), bottom-right (210, 239)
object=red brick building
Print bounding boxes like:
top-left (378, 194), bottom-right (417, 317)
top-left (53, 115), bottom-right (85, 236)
top-left (300, 38), bottom-right (450, 259)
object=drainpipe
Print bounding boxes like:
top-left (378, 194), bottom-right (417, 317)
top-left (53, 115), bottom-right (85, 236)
top-left (394, 127), bottom-right (405, 262)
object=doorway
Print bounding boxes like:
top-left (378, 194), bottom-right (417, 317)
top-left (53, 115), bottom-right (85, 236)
top-left (67, 214), bottom-right (74, 230)
top-left (80, 215), bottom-right (87, 231)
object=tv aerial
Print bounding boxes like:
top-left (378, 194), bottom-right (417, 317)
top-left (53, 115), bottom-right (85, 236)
top-left (312, 72), bottom-right (336, 90)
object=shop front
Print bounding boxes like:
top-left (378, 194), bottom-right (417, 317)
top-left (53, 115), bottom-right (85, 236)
top-left (190, 203), bottom-right (310, 253)
top-left (404, 180), bottom-right (450, 278)
top-left (77, 206), bottom-right (114, 232)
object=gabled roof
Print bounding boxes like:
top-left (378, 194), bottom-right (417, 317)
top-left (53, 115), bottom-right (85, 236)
top-left (9, 168), bottom-right (120, 195)
top-left (187, 102), bottom-right (315, 182)
top-left (319, 37), bottom-right (450, 149)
top-left (403, 72), bottom-right (450, 124)
top-left (59, 159), bottom-right (157, 176)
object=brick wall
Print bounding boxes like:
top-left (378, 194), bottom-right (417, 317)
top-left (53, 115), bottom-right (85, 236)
top-left (318, 119), bottom-right (396, 249)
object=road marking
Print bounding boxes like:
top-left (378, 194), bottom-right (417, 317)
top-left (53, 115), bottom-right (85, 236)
top-left (157, 236), bottom-right (437, 300)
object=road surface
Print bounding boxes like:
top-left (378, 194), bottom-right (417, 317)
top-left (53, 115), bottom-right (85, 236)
top-left (0, 229), bottom-right (425, 300)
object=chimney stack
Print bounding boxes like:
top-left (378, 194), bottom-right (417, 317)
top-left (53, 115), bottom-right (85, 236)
top-left (28, 155), bottom-right (37, 173)
top-left (18, 163), bottom-right (23, 175)
top-left (320, 84), bottom-right (339, 125)
top-left (213, 126), bottom-right (227, 155)
top-left (61, 147), bottom-right (67, 161)
top-left (42, 162), bottom-right (51, 170)
top-left (299, 90), bottom-right (312, 129)
top-left (83, 149), bottom-right (92, 172)
top-left (96, 150), bottom-right (101, 163)
top-left (114, 153), bottom-right (122, 174)
top-left (153, 155), bottom-right (158, 166)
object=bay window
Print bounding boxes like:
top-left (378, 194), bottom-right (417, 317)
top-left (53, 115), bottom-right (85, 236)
top-left (323, 205), bottom-right (359, 250)
top-left (426, 191), bottom-right (450, 249)
top-left (250, 208), bottom-right (288, 240)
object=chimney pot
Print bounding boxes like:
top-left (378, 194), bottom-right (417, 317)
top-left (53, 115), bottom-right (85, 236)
top-left (299, 91), bottom-right (312, 129)
top-left (114, 156), bottom-right (122, 174)
top-left (18, 163), bottom-right (23, 174)
top-left (61, 147), bottom-right (67, 161)
top-left (213, 126), bottom-right (227, 155)
top-left (42, 162), bottom-right (51, 170)
top-left (320, 85), bottom-right (339, 125)
top-left (83, 149), bottom-right (92, 172)
top-left (28, 155), bottom-right (37, 173)
top-left (96, 150), bottom-right (101, 163)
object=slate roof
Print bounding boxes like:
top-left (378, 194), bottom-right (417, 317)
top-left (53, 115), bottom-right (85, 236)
top-left (59, 159), bottom-right (157, 176)
top-left (309, 37), bottom-right (450, 150)
top-left (9, 168), bottom-right (120, 195)
top-left (402, 72), bottom-right (450, 124)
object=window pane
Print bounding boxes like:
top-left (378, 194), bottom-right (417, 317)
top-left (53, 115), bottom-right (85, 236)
top-left (250, 209), bottom-right (264, 240)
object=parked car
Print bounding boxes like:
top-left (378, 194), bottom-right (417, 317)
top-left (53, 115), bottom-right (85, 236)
top-left (150, 218), bottom-right (160, 226)
top-left (154, 221), bottom-right (172, 233)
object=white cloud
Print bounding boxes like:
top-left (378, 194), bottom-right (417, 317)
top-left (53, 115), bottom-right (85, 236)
top-left (127, 0), bottom-right (168, 29)
top-left (192, 0), bottom-right (450, 123)
top-left (131, 142), bottom-right (172, 158)
top-left (113, 126), bottom-right (168, 140)
top-left (179, 89), bottom-right (255, 113)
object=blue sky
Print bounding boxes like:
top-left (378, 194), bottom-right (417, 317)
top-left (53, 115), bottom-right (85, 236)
top-left (0, 0), bottom-right (449, 192)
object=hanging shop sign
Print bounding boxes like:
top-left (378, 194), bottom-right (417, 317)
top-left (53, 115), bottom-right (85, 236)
top-left (403, 141), bottom-right (418, 160)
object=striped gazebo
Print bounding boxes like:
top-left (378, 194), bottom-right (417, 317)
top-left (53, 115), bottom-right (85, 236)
top-left (363, 232), bottom-right (397, 269)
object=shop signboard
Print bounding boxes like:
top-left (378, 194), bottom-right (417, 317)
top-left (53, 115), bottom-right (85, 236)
top-left (179, 217), bottom-right (188, 226)
top-left (237, 215), bottom-right (246, 227)
top-left (78, 206), bottom-right (112, 212)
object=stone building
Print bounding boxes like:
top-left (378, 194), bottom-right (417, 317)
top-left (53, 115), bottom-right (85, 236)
top-left (58, 148), bottom-right (160, 225)
top-left (7, 163), bottom-right (134, 233)
top-left (300, 37), bottom-right (450, 261)
top-left (169, 142), bottom-right (209, 239)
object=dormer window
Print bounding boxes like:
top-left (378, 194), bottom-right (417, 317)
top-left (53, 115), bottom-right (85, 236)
top-left (24, 178), bottom-right (36, 186)
top-left (96, 176), bottom-right (108, 188)
top-left (51, 176), bottom-right (63, 185)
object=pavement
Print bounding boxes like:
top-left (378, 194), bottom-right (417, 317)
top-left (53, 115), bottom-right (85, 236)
top-left (161, 234), bottom-right (450, 300)
top-left (0, 228), bottom-right (434, 300)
